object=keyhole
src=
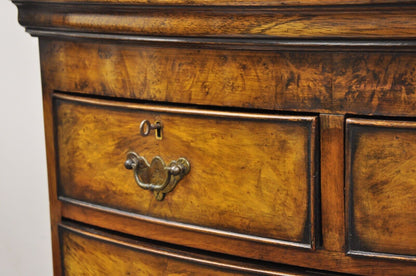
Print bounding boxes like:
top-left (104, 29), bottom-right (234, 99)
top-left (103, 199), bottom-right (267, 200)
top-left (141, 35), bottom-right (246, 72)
top-left (155, 121), bottom-right (163, 140)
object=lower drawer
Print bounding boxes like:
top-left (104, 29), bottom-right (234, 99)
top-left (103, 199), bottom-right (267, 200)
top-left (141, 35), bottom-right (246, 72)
top-left (59, 223), bottom-right (324, 275)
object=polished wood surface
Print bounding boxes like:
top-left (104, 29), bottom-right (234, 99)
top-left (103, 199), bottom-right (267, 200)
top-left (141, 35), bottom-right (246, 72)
top-left (16, 3), bottom-right (416, 39)
top-left (14, 0), bottom-right (415, 6)
top-left (346, 118), bottom-right (416, 260)
top-left (320, 115), bottom-right (345, 252)
top-left (12, 0), bottom-right (416, 275)
top-left (40, 40), bottom-right (416, 116)
top-left (41, 84), bottom-right (63, 276)
top-left (61, 200), bottom-right (416, 275)
top-left (55, 93), bottom-right (317, 247)
top-left (60, 223), bottom-right (323, 276)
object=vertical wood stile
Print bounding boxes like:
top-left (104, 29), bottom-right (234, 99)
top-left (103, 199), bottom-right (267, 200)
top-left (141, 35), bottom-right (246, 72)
top-left (40, 38), bottom-right (63, 276)
top-left (320, 114), bottom-right (345, 252)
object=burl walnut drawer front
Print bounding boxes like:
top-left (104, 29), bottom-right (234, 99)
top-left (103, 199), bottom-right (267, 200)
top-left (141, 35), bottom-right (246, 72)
top-left (346, 118), bottom-right (416, 261)
top-left (54, 93), bottom-right (318, 249)
top-left (60, 223), bottom-right (317, 275)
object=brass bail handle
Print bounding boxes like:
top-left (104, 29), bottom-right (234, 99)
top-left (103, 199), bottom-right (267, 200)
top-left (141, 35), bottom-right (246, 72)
top-left (124, 152), bottom-right (190, 201)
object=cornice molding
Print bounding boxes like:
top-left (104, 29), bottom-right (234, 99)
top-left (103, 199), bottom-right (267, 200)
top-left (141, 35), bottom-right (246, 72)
top-left (14, 1), bottom-right (416, 50)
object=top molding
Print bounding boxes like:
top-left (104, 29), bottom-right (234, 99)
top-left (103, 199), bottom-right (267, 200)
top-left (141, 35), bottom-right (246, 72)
top-left (12, 0), bottom-right (416, 6)
top-left (13, 0), bottom-right (416, 50)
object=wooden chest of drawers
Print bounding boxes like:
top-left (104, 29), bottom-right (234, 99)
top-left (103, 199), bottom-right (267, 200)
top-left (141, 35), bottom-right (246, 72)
top-left (13, 0), bottom-right (416, 274)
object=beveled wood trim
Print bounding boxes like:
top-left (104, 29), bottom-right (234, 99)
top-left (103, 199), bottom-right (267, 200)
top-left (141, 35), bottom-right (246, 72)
top-left (344, 118), bottom-right (361, 260)
top-left (346, 117), bottom-right (416, 129)
top-left (53, 92), bottom-right (317, 123)
top-left (345, 117), bottom-right (416, 262)
top-left (309, 116), bottom-right (319, 250)
top-left (60, 196), bottom-right (312, 249)
top-left (15, 3), bottom-right (416, 40)
top-left (26, 29), bottom-right (416, 52)
top-left (13, 0), bottom-right (416, 7)
top-left (347, 250), bottom-right (416, 262)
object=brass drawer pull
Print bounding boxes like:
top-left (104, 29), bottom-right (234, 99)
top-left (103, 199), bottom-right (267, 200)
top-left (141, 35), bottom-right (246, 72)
top-left (140, 120), bottom-right (162, 140)
top-left (124, 152), bottom-right (190, 201)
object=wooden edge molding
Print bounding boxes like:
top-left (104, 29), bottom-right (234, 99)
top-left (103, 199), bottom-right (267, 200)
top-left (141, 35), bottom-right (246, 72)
top-left (344, 119), bottom-right (360, 263)
top-left (58, 222), bottom-right (314, 276)
top-left (52, 92), bottom-right (317, 123)
top-left (347, 250), bottom-right (416, 263)
top-left (27, 29), bottom-right (416, 52)
top-left (309, 116), bottom-right (319, 251)
top-left (346, 117), bottom-right (416, 129)
top-left (58, 195), bottom-right (313, 250)
top-left (14, 1), bottom-right (416, 48)
top-left (12, 0), bottom-right (416, 7)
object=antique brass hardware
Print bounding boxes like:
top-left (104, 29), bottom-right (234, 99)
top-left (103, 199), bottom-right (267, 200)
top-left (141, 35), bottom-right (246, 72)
top-left (124, 152), bottom-right (190, 201)
top-left (140, 120), bottom-right (162, 140)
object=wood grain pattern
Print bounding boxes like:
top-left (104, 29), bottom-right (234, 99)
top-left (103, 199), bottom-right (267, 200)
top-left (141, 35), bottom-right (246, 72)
top-left (61, 201), bottom-right (416, 275)
top-left (13, 1), bottom-right (416, 274)
top-left (13, 0), bottom-right (416, 6)
top-left (17, 4), bottom-right (416, 39)
top-left (40, 40), bottom-right (331, 111)
top-left (60, 223), bottom-right (320, 276)
top-left (54, 94), bottom-right (317, 246)
top-left (320, 115), bottom-right (345, 252)
top-left (333, 54), bottom-right (416, 116)
top-left (40, 40), bottom-right (416, 116)
top-left (346, 118), bottom-right (416, 259)
top-left (39, 85), bottom-right (63, 274)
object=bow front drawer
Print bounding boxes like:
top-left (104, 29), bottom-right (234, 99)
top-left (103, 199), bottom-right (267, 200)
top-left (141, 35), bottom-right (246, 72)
top-left (346, 118), bottom-right (416, 261)
top-left (54, 93), bottom-right (318, 250)
top-left (60, 223), bottom-right (324, 276)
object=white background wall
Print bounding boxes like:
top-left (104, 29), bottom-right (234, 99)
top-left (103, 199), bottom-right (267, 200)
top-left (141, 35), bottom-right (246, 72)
top-left (0, 1), bottom-right (53, 275)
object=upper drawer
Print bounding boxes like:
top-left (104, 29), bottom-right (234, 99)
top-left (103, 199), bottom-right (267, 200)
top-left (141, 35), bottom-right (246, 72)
top-left (41, 40), bottom-right (416, 117)
top-left (346, 118), bottom-right (416, 261)
top-left (54, 93), bottom-right (318, 250)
